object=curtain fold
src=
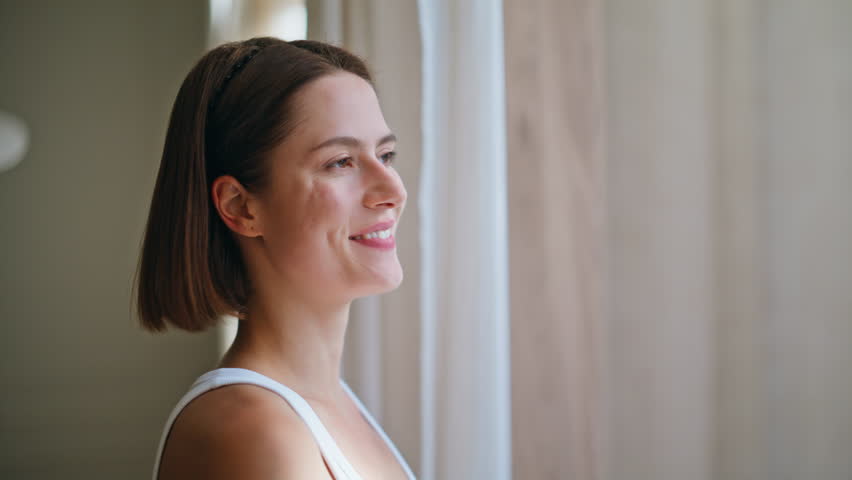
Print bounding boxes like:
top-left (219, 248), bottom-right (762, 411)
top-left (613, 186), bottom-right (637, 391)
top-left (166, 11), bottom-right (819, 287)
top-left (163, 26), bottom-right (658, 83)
top-left (416, 1), bottom-right (512, 479)
top-left (502, 1), bottom-right (607, 478)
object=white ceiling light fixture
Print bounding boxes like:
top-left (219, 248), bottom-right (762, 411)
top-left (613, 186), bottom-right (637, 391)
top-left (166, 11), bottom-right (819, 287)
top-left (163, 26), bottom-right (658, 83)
top-left (0, 110), bottom-right (29, 173)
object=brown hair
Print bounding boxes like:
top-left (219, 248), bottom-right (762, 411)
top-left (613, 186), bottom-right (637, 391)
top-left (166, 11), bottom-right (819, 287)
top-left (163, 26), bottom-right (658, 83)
top-left (135, 37), bottom-right (372, 332)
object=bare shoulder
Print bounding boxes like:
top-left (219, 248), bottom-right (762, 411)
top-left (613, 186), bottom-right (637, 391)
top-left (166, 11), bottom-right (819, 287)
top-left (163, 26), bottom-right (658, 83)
top-left (158, 384), bottom-right (332, 480)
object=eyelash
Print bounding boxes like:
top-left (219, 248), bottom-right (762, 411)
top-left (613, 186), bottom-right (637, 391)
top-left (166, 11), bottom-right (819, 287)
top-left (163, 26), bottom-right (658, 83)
top-left (329, 157), bottom-right (353, 169)
top-left (327, 151), bottom-right (397, 169)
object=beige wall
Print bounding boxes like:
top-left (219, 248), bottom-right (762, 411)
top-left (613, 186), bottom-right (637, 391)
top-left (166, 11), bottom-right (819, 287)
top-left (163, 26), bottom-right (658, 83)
top-left (0, 2), bottom-right (219, 478)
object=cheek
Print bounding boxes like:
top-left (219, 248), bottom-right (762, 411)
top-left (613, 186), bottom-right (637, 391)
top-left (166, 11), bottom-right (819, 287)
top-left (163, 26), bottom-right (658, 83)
top-left (276, 180), bottom-right (354, 255)
top-left (260, 175), bottom-right (362, 273)
top-left (303, 181), bottom-right (351, 233)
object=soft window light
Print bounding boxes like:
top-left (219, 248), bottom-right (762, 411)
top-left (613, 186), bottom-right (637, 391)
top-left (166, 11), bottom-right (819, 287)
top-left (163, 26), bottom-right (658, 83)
top-left (0, 110), bottom-right (29, 173)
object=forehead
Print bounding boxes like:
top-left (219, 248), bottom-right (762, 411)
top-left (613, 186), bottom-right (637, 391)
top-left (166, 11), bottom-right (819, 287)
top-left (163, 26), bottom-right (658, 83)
top-left (290, 72), bottom-right (389, 145)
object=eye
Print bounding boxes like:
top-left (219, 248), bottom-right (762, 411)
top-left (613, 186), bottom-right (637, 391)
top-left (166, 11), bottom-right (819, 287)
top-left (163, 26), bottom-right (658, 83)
top-left (328, 157), bottom-right (353, 169)
top-left (380, 151), bottom-right (397, 165)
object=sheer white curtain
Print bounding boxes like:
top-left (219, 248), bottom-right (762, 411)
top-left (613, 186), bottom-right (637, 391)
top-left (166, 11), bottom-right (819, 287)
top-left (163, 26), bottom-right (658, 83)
top-left (417, 1), bottom-right (512, 479)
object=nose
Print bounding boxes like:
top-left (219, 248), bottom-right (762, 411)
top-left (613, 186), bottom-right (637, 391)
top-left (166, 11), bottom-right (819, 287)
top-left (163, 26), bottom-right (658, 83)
top-left (362, 154), bottom-right (407, 210)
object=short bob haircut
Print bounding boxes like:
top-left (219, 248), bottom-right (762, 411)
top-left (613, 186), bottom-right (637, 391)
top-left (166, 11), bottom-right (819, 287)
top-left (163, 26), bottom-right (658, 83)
top-left (135, 38), bottom-right (372, 332)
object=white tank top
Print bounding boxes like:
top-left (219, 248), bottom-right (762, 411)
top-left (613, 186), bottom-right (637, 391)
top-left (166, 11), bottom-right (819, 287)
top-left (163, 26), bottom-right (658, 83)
top-left (152, 368), bottom-right (416, 480)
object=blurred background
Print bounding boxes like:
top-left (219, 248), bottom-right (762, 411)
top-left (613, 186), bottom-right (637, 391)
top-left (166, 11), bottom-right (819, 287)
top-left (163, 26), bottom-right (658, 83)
top-left (0, 1), bottom-right (849, 479)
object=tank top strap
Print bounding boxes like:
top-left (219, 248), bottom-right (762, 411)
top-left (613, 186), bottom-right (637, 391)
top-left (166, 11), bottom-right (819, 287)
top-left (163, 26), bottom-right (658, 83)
top-left (340, 380), bottom-right (417, 479)
top-left (152, 368), bottom-right (362, 480)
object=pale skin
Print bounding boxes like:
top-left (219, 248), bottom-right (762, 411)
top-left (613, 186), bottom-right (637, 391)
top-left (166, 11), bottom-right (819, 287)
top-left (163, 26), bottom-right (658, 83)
top-left (157, 72), bottom-right (409, 480)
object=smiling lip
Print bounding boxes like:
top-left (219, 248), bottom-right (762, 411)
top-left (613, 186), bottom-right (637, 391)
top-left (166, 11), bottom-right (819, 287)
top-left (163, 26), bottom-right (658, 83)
top-left (349, 220), bottom-right (396, 250)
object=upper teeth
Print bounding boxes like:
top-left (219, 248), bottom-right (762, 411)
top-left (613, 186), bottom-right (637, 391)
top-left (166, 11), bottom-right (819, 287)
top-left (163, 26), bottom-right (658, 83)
top-left (353, 228), bottom-right (392, 240)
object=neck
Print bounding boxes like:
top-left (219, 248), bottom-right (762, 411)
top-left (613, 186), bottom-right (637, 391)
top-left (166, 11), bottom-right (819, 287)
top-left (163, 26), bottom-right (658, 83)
top-left (219, 294), bottom-right (351, 402)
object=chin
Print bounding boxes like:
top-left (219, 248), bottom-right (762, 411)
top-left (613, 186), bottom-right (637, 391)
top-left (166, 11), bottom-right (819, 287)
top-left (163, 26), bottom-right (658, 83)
top-left (376, 267), bottom-right (405, 294)
top-left (383, 267), bottom-right (404, 291)
top-left (355, 265), bottom-right (404, 298)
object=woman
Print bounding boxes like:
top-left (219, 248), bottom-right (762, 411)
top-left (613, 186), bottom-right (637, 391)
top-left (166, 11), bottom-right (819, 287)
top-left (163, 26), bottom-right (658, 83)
top-left (136, 37), bottom-right (415, 480)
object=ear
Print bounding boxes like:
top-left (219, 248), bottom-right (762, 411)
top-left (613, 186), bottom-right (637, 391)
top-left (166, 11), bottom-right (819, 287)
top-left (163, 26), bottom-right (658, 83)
top-left (211, 175), bottom-right (261, 238)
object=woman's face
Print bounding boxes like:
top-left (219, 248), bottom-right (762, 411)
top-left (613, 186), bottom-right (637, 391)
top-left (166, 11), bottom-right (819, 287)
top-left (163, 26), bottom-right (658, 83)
top-left (249, 72), bottom-right (406, 304)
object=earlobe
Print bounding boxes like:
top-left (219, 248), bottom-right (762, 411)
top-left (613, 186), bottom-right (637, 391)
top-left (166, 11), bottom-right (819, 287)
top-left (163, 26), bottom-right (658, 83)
top-left (211, 175), bottom-right (261, 238)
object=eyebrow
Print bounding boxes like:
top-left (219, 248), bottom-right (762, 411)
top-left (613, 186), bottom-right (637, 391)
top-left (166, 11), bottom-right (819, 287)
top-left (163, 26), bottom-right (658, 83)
top-left (309, 133), bottom-right (397, 152)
